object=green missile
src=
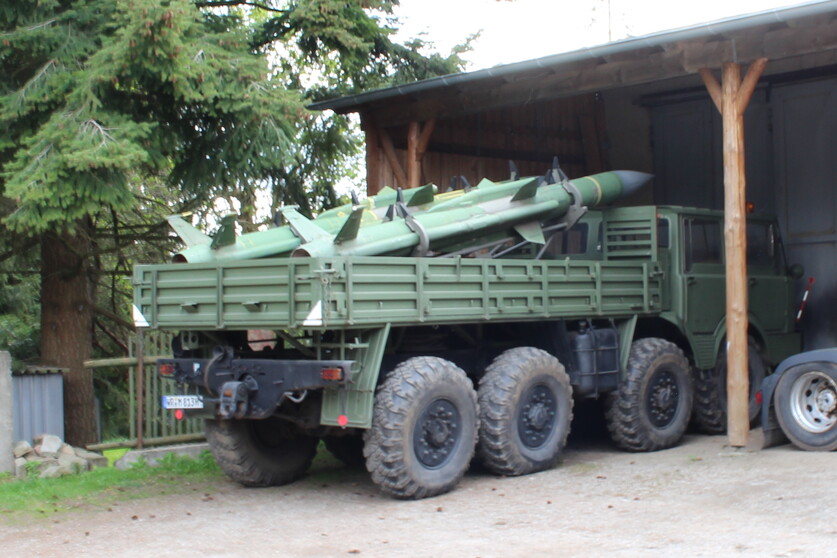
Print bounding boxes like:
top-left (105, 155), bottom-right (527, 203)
top-left (169, 184), bottom-right (442, 263)
top-left (291, 171), bottom-right (651, 258)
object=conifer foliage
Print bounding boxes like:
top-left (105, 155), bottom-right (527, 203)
top-left (0, 0), bottom-right (465, 445)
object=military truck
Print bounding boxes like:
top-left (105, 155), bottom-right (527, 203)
top-left (134, 173), bottom-right (801, 499)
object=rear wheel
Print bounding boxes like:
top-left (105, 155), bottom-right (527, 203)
top-left (364, 356), bottom-right (478, 499)
top-left (692, 340), bottom-right (766, 434)
top-left (605, 338), bottom-right (693, 452)
top-left (204, 417), bottom-right (318, 487)
top-left (775, 362), bottom-right (837, 451)
top-left (477, 347), bottom-right (573, 476)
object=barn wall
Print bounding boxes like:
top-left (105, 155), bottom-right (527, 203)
top-left (606, 72), bottom-right (837, 349)
top-left (363, 94), bottom-right (609, 193)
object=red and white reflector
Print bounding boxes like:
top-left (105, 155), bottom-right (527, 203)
top-left (174, 409), bottom-right (185, 421)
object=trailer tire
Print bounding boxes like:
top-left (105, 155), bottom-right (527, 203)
top-left (692, 340), bottom-right (765, 434)
top-left (323, 434), bottom-right (366, 468)
top-left (364, 356), bottom-right (478, 499)
top-left (774, 362), bottom-right (837, 451)
top-left (605, 338), bottom-right (693, 452)
top-left (477, 347), bottom-right (573, 476)
top-left (204, 417), bottom-right (318, 487)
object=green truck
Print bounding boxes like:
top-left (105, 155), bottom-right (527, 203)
top-left (135, 176), bottom-right (801, 499)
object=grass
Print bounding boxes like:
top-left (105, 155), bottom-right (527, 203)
top-left (0, 451), bottom-right (223, 520)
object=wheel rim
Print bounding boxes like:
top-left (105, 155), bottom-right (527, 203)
top-left (788, 371), bottom-right (837, 433)
top-left (645, 370), bottom-right (680, 428)
top-left (414, 398), bottom-right (462, 468)
top-left (517, 383), bottom-right (557, 449)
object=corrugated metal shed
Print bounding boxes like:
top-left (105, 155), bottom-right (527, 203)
top-left (13, 367), bottom-right (65, 443)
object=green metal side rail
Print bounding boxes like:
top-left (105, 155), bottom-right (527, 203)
top-left (134, 255), bottom-right (664, 331)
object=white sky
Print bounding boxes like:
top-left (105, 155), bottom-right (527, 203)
top-left (393, 0), bottom-right (805, 70)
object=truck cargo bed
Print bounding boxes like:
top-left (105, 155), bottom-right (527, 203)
top-left (134, 255), bottom-right (663, 330)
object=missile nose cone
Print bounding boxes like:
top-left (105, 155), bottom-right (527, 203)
top-left (612, 171), bottom-right (653, 197)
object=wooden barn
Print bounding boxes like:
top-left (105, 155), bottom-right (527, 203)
top-left (311, 0), bottom-right (837, 355)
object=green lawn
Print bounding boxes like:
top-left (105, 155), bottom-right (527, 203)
top-left (0, 451), bottom-right (223, 519)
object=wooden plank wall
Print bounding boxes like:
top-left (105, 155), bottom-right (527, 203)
top-left (362, 93), bottom-right (608, 195)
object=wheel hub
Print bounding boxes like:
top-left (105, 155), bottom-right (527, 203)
top-left (517, 384), bottom-right (557, 449)
top-left (414, 399), bottom-right (461, 468)
top-left (646, 371), bottom-right (679, 428)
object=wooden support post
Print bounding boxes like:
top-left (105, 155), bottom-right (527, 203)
top-left (406, 120), bottom-right (436, 189)
top-left (407, 121), bottom-right (421, 189)
top-left (360, 114), bottom-right (383, 195)
top-left (700, 58), bottom-right (767, 447)
top-left (379, 126), bottom-right (408, 188)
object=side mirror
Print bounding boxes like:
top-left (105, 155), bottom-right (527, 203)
top-left (788, 263), bottom-right (804, 280)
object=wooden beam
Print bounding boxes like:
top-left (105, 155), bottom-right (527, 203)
top-left (417, 118), bottom-right (436, 155)
top-left (702, 58), bottom-right (767, 447)
top-left (407, 121), bottom-right (421, 189)
top-left (736, 58), bottom-right (768, 114)
top-left (360, 113), bottom-right (382, 195)
top-left (699, 68), bottom-right (722, 113)
top-left (378, 126), bottom-right (407, 188)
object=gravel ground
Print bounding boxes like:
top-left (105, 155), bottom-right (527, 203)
top-left (2, 427), bottom-right (835, 558)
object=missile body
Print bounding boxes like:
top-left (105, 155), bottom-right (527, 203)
top-left (291, 171), bottom-right (651, 258)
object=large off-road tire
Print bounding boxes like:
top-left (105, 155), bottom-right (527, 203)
top-left (204, 417), bottom-right (318, 487)
top-left (774, 362), bottom-right (837, 451)
top-left (605, 338), bottom-right (693, 452)
top-left (323, 433), bottom-right (366, 468)
top-left (692, 340), bottom-right (766, 434)
top-left (477, 347), bottom-right (573, 476)
top-left (363, 356), bottom-right (478, 499)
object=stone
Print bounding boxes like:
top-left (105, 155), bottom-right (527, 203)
top-left (39, 464), bottom-right (70, 479)
top-left (115, 443), bottom-right (210, 470)
top-left (13, 440), bottom-right (34, 459)
top-left (73, 447), bottom-right (109, 469)
top-left (59, 443), bottom-right (76, 456)
top-left (57, 453), bottom-right (89, 473)
top-left (35, 434), bottom-right (63, 456)
top-left (14, 457), bottom-right (27, 479)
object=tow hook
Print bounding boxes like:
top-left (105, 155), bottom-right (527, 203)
top-left (219, 376), bottom-right (258, 419)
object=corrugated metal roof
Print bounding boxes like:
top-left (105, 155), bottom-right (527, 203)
top-left (310, 0), bottom-right (837, 113)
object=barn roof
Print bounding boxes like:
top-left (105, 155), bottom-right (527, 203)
top-left (310, 0), bottom-right (837, 119)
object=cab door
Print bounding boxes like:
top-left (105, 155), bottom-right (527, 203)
top-left (682, 216), bottom-right (726, 334)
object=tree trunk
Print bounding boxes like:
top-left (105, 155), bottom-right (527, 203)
top-left (40, 223), bottom-right (98, 446)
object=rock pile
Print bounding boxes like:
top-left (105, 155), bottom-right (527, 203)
top-left (13, 434), bottom-right (108, 479)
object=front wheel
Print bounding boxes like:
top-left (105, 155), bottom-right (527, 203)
top-left (364, 357), bottom-right (478, 499)
top-left (605, 338), bottom-right (693, 452)
top-left (774, 362), bottom-right (837, 451)
top-left (692, 340), bottom-right (766, 434)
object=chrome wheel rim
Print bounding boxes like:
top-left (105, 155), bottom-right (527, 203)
top-left (789, 371), bottom-right (837, 433)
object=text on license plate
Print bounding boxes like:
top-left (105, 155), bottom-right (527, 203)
top-left (161, 395), bottom-right (204, 409)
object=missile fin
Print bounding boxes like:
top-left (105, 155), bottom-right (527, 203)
top-left (166, 215), bottom-right (212, 247)
top-left (513, 221), bottom-right (546, 245)
top-left (510, 177), bottom-right (541, 201)
top-left (210, 214), bottom-right (237, 249)
top-left (334, 207), bottom-right (364, 244)
top-left (279, 207), bottom-right (331, 243)
top-left (405, 183), bottom-right (436, 207)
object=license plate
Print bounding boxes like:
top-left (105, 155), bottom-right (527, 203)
top-left (161, 395), bottom-right (204, 409)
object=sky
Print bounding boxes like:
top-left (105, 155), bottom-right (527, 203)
top-left (393, 0), bottom-right (806, 70)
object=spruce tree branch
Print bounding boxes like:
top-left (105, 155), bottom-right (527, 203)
top-left (194, 1), bottom-right (286, 13)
